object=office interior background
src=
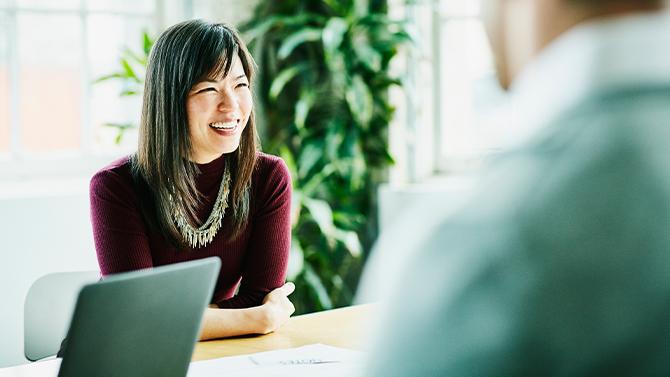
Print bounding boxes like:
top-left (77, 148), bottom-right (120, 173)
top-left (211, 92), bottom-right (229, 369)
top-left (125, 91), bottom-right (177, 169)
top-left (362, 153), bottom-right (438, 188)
top-left (0, 0), bottom-right (505, 367)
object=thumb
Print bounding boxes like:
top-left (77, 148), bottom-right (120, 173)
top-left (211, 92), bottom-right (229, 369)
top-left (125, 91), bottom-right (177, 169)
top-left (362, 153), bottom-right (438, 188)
top-left (281, 282), bottom-right (296, 296)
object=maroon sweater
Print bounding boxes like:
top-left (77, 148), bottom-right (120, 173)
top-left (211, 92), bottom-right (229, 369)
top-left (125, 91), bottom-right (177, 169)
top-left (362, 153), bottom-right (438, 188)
top-left (89, 152), bottom-right (291, 309)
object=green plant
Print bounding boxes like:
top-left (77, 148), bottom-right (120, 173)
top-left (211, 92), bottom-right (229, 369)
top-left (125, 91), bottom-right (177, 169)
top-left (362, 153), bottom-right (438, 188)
top-left (95, 31), bottom-right (154, 143)
top-left (242, 0), bottom-right (412, 313)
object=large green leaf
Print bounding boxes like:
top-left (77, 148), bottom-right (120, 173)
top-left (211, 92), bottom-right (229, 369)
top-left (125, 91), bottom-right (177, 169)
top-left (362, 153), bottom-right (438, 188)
top-left (120, 89), bottom-right (140, 97)
top-left (298, 142), bottom-right (324, 180)
top-left (269, 63), bottom-right (308, 101)
top-left (121, 59), bottom-right (140, 83)
top-left (351, 141), bottom-right (367, 189)
top-left (142, 31), bottom-right (153, 55)
top-left (277, 28), bottom-right (323, 60)
top-left (322, 17), bottom-right (349, 54)
top-left (287, 241), bottom-right (305, 279)
top-left (94, 73), bottom-right (126, 83)
top-left (322, 0), bottom-right (348, 15)
top-left (301, 163), bottom-right (336, 196)
top-left (352, 36), bottom-right (382, 71)
top-left (122, 47), bottom-right (147, 66)
top-left (242, 13), bottom-right (327, 44)
top-left (358, 45), bottom-right (383, 72)
top-left (302, 197), bottom-right (336, 236)
top-left (301, 196), bottom-right (361, 257)
top-left (304, 265), bottom-right (333, 310)
top-left (278, 145), bottom-right (298, 181)
top-left (345, 74), bottom-right (374, 126)
top-left (325, 125), bottom-right (344, 161)
top-left (294, 89), bottom-right (316, 132)
top-left (242, 15), bottom-right (281, 43)
top-left (334, 229), bottom-right (362, 257)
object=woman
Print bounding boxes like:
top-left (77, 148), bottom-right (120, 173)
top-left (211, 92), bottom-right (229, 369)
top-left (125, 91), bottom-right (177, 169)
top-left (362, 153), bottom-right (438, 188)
top-left (90, 19), bottom-right (294, 339)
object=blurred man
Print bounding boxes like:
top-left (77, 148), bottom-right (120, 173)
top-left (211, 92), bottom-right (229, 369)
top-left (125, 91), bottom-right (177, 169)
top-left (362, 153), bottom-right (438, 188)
top-left (365, 0), bottom-right (670, 376)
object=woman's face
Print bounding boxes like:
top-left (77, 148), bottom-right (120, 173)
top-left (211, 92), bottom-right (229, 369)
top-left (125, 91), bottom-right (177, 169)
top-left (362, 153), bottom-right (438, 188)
top-left (186, 54), bottom-right (252, 163)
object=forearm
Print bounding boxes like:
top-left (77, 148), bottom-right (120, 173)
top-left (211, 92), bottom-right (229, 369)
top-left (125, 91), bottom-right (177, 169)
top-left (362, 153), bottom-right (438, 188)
top-left (198, 306), bottom-right (267, 340)
top-left (215, 288), bottom-right (268, 309)
top-left (199, 282), bottom-right (296, 340)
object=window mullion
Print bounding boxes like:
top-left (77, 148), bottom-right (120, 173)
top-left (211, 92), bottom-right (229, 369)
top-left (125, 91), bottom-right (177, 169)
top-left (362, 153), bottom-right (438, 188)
top-left (431, 0), bottom-right (442, 175)
top-left (404, 0), bottom-right (418, 183)
top-left (80, 0), bottom-right (91, 153)
top-left (8, 4), bottom-right (21, 160)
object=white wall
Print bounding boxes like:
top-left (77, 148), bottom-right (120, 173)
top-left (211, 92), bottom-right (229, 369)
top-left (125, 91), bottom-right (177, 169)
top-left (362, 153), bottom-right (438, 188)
top-left (0, 180), bottom-right (98, 368)
top-left (192, 0), bottom-right (258, 24)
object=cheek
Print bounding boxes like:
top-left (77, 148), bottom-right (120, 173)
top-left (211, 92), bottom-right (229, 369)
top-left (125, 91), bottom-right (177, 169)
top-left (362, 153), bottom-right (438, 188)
top-left (186, 98), bottom-right (209, 138)
top-left (187, 97), bottom-right (212, 121)
top-left (239, 91), bottom-right (253, 119)
top-left (186, 98), bottom-right (203, 123)
top-left (185, 100), bottom-right (197, 133)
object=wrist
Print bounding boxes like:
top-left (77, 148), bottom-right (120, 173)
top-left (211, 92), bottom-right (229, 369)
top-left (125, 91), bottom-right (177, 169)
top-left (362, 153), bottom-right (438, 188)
top-left (247, 304), bottom-right (271, 334)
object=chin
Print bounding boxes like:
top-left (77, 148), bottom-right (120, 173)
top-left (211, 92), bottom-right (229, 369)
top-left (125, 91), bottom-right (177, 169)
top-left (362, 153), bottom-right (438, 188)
top-left (220, 142), bottom-right (242, 154)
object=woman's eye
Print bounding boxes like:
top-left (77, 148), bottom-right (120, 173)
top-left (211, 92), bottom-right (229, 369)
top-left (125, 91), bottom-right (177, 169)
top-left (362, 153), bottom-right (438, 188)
top-left (198, 87), bottom-right (216, 93)
top-left (236, 82), bottom-right (249, 88)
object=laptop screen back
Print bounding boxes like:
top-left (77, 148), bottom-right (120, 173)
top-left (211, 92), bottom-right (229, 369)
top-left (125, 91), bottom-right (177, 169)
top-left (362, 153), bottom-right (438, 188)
top-left (57, 257), bottom-right (220, 377)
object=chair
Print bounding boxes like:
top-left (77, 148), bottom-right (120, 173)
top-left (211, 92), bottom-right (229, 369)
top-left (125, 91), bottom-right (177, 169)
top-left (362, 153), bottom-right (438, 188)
top-left (24, 271), bottom-right (100, 361)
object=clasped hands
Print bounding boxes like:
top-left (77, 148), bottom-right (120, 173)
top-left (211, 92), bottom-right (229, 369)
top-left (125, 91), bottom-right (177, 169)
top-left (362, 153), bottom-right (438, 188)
top-left (256, 281), bottom-right (296, 334)
top-left (205, 282), bottom-right (296, 336)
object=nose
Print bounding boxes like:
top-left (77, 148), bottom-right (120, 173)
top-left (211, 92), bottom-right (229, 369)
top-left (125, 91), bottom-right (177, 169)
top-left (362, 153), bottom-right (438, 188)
top-left (217, 88), bottom-right (240, 116)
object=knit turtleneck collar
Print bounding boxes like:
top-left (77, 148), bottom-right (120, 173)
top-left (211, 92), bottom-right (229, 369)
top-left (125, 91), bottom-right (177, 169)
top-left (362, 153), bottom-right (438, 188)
top-left (196, 153), bottom-right (227, 176)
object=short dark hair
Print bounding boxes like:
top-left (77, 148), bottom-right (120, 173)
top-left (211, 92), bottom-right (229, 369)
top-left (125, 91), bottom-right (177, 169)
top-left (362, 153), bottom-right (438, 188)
top-left (133, 19), bottom-right (259, 247)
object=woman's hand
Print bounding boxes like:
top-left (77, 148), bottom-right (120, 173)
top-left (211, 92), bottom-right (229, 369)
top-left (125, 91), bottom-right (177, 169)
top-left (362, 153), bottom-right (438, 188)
top-left (199, 282), bottom-right (296, 340)
top-left (256, 282), bottom-right (296, 334)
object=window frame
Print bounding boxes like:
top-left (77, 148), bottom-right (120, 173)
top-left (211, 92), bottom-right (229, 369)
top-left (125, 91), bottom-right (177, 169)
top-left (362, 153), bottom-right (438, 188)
top-left (392, 0), bottom-right (501, 183)
top-left (0, 0), bottom-right (163, 181)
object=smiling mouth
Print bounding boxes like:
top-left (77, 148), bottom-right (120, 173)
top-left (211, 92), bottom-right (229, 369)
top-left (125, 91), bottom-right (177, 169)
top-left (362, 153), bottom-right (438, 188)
top-left (209, 121), bottom-right (238, 130)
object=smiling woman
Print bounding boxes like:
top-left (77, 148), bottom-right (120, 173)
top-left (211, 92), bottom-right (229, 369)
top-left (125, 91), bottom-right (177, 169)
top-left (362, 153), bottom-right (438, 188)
top-left (79, 20), bottom-right (295, 343)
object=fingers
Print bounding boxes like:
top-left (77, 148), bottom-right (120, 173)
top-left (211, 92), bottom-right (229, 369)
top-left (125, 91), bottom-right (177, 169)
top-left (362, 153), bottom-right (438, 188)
top-left (263, 282), bottom-right (296, 305)
top-left (270, 282), bottom-right (295, 297)
top-left (281, 282), bottom-right (296, 296)
top-left (257, 288), bottom-right (296, 334)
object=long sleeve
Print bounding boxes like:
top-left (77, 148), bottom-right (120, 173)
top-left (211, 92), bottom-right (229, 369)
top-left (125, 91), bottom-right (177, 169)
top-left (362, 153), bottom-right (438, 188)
top-left (90, 165), bottom-right (154, 275)
top-left (216, 156), bottom-right (292, 308)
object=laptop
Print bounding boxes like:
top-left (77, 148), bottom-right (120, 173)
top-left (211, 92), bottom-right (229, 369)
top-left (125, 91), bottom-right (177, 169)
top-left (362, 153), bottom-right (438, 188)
top-left (57, 257), bottom-right (220, 377)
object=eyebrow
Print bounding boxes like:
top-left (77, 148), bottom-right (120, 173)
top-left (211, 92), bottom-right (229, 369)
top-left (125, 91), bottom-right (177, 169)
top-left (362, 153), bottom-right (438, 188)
top-left (199, 74), bottom-right (247, 84)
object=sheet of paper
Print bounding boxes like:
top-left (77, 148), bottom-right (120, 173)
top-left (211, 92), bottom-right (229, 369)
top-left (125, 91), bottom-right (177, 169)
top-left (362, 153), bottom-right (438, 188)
top-left (0, 359), bottom-right (60, 377)
top-left (187, 343), bottom-right (365, 377)
top-left (0, 344), bottom-right (364, 377)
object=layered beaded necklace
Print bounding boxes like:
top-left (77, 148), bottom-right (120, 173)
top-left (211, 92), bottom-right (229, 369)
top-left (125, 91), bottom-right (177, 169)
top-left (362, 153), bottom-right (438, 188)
top-left (172, 162), bottom-right (231, 248)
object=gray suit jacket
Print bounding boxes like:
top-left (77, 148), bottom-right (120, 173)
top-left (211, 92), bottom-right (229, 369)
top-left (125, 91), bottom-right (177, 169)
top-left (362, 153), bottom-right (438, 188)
top-left (367, 85), bottom-right (670, 377)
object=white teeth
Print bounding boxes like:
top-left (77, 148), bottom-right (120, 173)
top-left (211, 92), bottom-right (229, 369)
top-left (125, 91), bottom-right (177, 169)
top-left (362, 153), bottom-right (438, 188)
top-left (210, 122), bottom-right (237, 130)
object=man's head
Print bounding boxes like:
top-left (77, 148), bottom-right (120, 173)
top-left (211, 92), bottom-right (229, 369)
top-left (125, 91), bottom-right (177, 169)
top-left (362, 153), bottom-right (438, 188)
top-left (481, 0), bottom-right (665, 89)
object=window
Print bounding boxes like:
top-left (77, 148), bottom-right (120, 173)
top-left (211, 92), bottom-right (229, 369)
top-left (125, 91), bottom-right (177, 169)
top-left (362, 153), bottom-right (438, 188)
top-left (0, 11), bottom-right (9, 154)
top-left (392, 0), bottom-right (505, 183)
top-left (0, 0), bottom-right (158, 176)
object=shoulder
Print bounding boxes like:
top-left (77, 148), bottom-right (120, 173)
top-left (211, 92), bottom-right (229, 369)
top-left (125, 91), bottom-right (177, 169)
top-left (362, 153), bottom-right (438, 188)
top-left (250, 152), bottom-right (292, 208)
top-left (89, 155), bottom-right (137, 201)
top-left (253, 152), bottom-right (292, 186)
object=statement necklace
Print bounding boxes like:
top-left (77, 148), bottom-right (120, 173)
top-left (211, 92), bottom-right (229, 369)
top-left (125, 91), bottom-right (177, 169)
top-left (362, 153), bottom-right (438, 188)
top-left (173, 163), bottom-right (231, 248)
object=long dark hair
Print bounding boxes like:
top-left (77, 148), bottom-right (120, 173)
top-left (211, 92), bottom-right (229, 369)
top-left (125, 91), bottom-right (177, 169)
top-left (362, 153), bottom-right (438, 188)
top-left (132, 19), bottom-right (258, 248)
